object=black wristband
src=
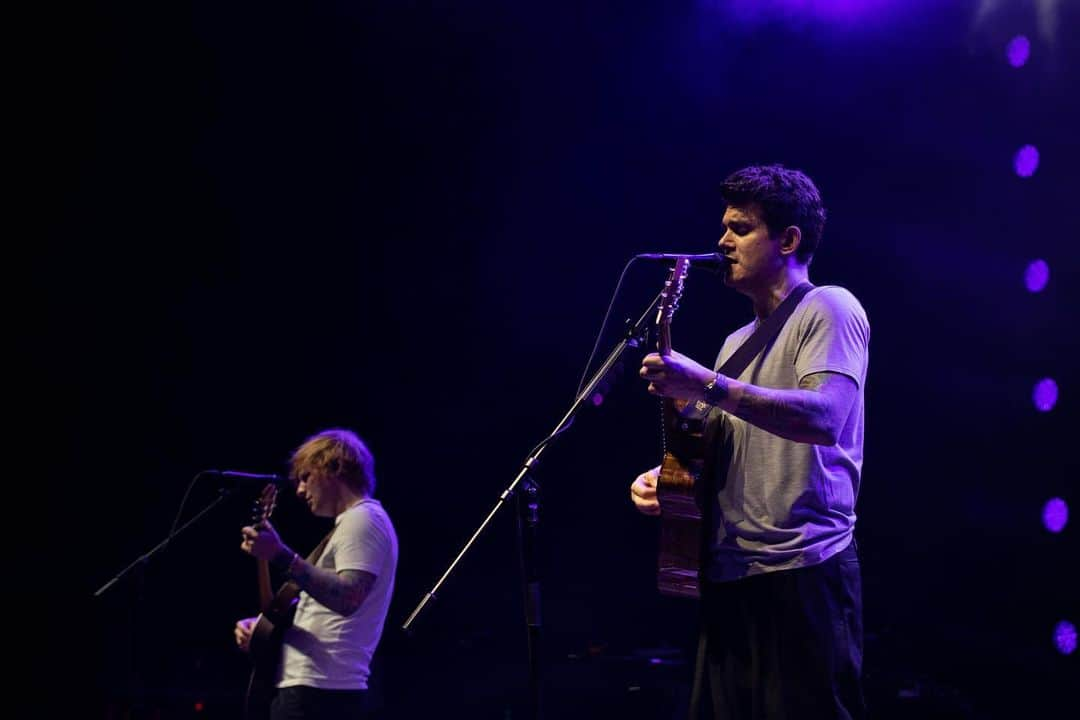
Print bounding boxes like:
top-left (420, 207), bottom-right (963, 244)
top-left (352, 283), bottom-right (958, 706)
top-left (271, 548), bottom-right (297, 572)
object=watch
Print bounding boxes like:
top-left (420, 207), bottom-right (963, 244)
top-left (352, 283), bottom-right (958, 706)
top-left (703, 372), bottom-right (728, 405)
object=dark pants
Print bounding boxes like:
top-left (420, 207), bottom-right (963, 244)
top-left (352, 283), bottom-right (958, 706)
top-left (697, 543), bottom-right (865, 720)
top-left (270, 686), bottom-right (368, 720)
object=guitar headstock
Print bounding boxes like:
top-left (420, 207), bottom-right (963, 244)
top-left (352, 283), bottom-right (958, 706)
top-left (252, 482), bottom-right (279, 527)
top-left (655, 257), bottom-right (690, 354)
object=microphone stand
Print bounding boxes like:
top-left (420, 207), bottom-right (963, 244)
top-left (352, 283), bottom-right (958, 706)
top-left (91, 478), bottom-right (239, 716)
top-left (94, 470), bottom-right (277, 598)
top-left (93, 488), bottom-right (234, 598)
top-left (402, 287), bottom-right (664, 720)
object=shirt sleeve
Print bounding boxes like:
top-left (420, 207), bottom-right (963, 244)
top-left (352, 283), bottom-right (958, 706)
top-left (333, 505), bottom-right (392, 577)
top-left (793, 287), bottom-right (870, 388)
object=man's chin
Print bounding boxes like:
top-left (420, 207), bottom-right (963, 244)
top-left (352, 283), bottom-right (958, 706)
top-left (722, 272), bottom-right (754, 295)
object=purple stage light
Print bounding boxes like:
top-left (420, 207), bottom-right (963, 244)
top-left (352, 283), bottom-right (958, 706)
top-left (1032, 378), bottom-right (1058, 412)
top-left (1006, 35), bottom-right (1030, 68)
top-left (725, 0), bottom-right (894, 22)
top-left (1014, 145), bottom-right (1040, 178)
top-left (799, 0), bottom-right (888, 15)
top-left (1054, 620), bottom-right (1077, 656)
top-left (1042, 497), bottom-right (1068, 534)
top-left (1024, 259), bottom-right (1050, 293)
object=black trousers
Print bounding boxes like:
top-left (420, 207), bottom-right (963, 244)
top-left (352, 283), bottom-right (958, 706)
top-left (694, 542), bottom-right (866, 720)
top-left (270, 686), bottom-right (368, 720)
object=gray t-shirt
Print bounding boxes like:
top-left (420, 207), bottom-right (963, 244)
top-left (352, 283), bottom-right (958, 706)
top-left (707, 285), bottom-right (869, 582)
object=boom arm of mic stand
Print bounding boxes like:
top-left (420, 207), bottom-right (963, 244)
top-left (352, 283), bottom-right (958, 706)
top-left (92, 490), bottom-right (233, 597)
top-left (400, 288), bottom-right (662, 634)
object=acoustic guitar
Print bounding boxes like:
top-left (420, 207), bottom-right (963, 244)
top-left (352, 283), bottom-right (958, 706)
top-left (654, 257), bottom-right (709, 599)
top-left (244, 483), bottom-right (302, 720)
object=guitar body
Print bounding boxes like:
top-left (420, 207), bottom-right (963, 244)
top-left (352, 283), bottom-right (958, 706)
top-left (245, 581), bottom-right (302, 720)
top-left (657, 398), bottom-right (708, 598)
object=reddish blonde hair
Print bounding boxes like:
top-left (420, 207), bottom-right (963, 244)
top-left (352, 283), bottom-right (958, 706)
top-left (289, 428), bottom-right (376, 495)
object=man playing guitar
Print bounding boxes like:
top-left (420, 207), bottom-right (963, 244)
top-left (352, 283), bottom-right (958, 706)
top-left (632, 165), bottom-right (869, 720)
top-left (235, 428), bottom-right (398, 720)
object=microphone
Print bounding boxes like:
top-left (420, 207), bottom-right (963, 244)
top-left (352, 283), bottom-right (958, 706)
top-left (636, 252), bottom-right (731, 270)
top-left (205, 469), bottom-right (286, 486)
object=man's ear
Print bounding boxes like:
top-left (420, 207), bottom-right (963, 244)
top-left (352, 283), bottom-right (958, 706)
top-left (778, 226), bottom-right (802, 258)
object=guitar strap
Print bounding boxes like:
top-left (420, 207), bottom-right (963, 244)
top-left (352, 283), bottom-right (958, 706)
top-left (700, 282), bottom-right (814, 493)
top-left (686, 282), bottom-right (814, 718)
top-left (305, 528), bottom-right (336, 565)
top-left (272, 529), bottom-right (336, 603)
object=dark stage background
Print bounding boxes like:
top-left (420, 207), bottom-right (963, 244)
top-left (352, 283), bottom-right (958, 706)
top-left (30, 1), bottom-right (1077, 718)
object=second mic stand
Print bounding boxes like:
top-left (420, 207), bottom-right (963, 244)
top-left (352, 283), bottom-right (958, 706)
top-left (402, 288), bottom-right (664, 720)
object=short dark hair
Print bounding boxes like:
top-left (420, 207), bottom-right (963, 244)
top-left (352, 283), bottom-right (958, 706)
top-left (720, 164), bottom-right (826, 264)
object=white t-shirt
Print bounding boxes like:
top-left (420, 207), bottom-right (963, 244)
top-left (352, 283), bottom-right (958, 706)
top-left (278, 498), bottom-right (398, 690)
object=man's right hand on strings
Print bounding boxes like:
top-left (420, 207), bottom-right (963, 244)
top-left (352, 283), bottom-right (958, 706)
top-left (234, 616), bottom-right (257, 652)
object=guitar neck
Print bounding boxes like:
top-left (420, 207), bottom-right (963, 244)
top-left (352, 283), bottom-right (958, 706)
top-left (656, 256), bottom-right (689, 433)
top-left (658, 324), bottom-right (672, 356)
top-left (252, 481), bottom-right (279, 612)
top-left (657, 322), bottom-right (682, 426)
top-left (257, 558), bottom-right (273, 611)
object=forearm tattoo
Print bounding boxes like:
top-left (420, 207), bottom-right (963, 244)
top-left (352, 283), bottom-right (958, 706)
top-left (729, 372), bottom-right (854, 445)
top-left (290, 562), bottom-right (376, 616)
